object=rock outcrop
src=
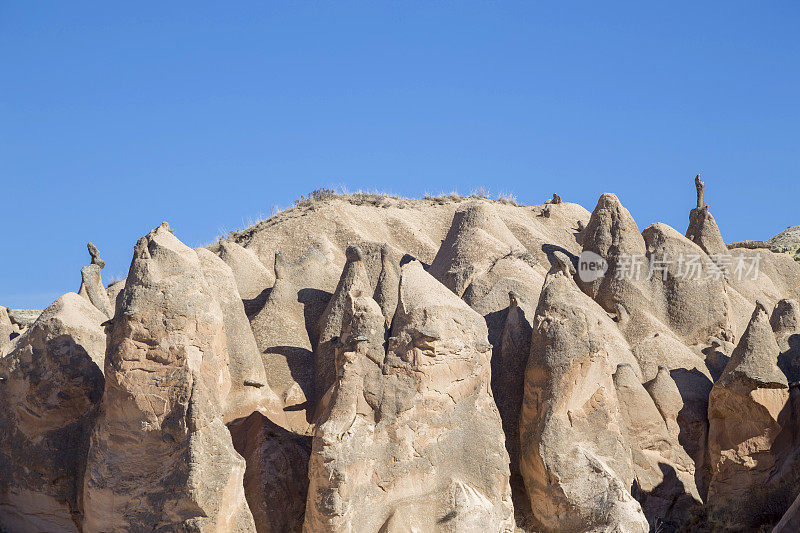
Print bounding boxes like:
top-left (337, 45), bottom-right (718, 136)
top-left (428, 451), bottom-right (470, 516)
top-left (218, 241), bottom-right (275, 301)
top-left (229, 412), bottom-right (312, 533)
top-left (0, 293), bottom-right (106, 533)
top-left (305, 261), bottom-right (514, 532)
top-left (520, 267), bottom-right (648, 533)
top-left (196, 248), bottom-right (279, 423)
top-left (707, 302), bottom-right (789, 528)
top-left (82, 223), bottom-right (255, 532)
top-left (249, 251), bottom-right (316, 434)
top-left (314, 245), bottom-right (371, 402)
top-left (613, 363), bottom-right (700, 529)
top-left (373, 243), bottom-right (400, 329)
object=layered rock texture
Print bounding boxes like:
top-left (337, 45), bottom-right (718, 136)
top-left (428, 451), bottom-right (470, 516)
top-left (3, 187), bottom-right (800, 531)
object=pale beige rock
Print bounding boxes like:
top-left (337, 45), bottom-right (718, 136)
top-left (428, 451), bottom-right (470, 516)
top-left (429, 201), bottom-right (526, 297)
top-left (0, 305), bottom-right (12, 350)
top-left (304, 262), bottom-right (514, 532)
top-left (520, 270), bottom-right (648, 533)
top-left (373, 243), bottom-right (400, 329)
top-left (79, 264), bottom-right (113, 318)
top-left (643, 365), bottom-right (684, 441)
top-left (249, 251), bottom-right (316, 435)
top-left (613, 363), bottom-right (700, 529)
top-left (229, 412), bottom-right (311, 533)
top-left (218, 240), bottom-right (275, 301)
top-left (686, 206), bottom-right (727, 256)
top-left (315, 245), bottom-right (371, 401)
top-left (196, 248), bottom-right (282, 423)
top-left (82, 223), bottom-right (255, 532)
top-left (0, 293), bottom-right (106, 533)
top-left (707, 302), bottom-right (789, 528)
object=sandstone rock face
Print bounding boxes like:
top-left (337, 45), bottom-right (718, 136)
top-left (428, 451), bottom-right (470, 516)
top-left (304, 261), bottom-right (514, 532)
top-left (429, 201), bottom-right (526, 298)
top-left (686, 206), bottom-right (727, 256)
top-left (613, 363), bottom-right (700, 529)
top-left (229, 413), bottom-right (312, 533)
top-left (373, 243), bottom-right (400, 329)
top-left (0, 293), bottom-right (106, 533)
top-left (520, 270), bottom-right (648, 533)
top-left (707, 303), bottom-right (789, 528)
top-left (0, 305), bottom-right (13, 351)
top-left (196, 248), bottom-right (280, 423)
top-left (78, 264), bottom-right (113, 318)
top-left (772, 298), bottom-right (800, 382)
top-left (315, 245), bottom-right (371, 402)
top-left (82, 223), bottom-right (255, 532)
top-left (249, 252), bottom-right (316, 434)
top-left (218, 241), bottom-right (275, 301)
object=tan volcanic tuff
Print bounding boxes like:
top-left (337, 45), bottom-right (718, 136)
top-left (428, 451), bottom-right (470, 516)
top-left (1, 188), bottom-right (800, 532)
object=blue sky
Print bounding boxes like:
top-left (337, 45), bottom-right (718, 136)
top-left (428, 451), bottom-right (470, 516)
top-left (2, 1), bottom-right (798, 309)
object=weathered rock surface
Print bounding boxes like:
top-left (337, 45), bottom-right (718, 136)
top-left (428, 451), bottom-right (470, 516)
top-left (218, 240), bottom-right (275, 301)
top-left (373, 243), bottom-right (400, 329)
top-left (520, 268), bottom-right (648, 533)
top-left (249, 251), bottom-right (316, 434)
top-left (0, 293), bottom-right (106, 533)
top-left (315, 245), bottom-right (371, 402)
top-left (0, 305), bottom-right (13, 351)
top-left (707, 303), bottom-right (789, 528)
top-left (82, 223), bottom-right (255, 532)
top-left (196, 248), bottom-right (281, 423)
top-left (305, 261), bottom-right (514, 532)
top-left (229, 412), bottom-right (312, 533)
top-left (772, 298), bottom-right (800, 383)
top-left (613, 363), bottom-right (700, 530)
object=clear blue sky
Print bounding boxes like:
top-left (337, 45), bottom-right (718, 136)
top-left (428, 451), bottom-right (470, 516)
top-left (2, 2), bottom-right (798, 309)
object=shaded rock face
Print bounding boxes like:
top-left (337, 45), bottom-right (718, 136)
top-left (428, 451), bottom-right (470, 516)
top-left (707, 303), bottom-right (789, 528)
top-left (82, 223), bottom-right (255, 532)
top-left (772, 298), bottom-right (800, 382)
top-left (613, 364), bottom-right (700, 530)
top-left (229, 413), bottom-right (312, 533)
top-left (520, 271), bottom-right (648, 533)
top-left (249, 251), bottom-right (317, 434)
top-left (0, 293), bottom-right (106, 533)
top-left (304, 262), bottom-right (514, 532)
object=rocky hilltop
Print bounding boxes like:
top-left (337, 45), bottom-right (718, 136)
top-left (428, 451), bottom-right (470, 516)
top-left (2, 181), bottom-right (800, 532)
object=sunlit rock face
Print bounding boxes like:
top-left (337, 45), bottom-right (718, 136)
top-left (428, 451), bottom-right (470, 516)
top-left (82, 223), bottom-right (255, 532)
top-left (304, 261), bottom-right (514, 532)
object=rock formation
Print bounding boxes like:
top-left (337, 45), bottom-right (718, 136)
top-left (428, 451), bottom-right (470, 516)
top-left (249, 251), bottom-right (316, 434)
top-left (305, 261), bottom-right (514, 532)
top-left (373, 243), bottom-right (400, 329)
top-left (0, 293), bottom-right (106, 532)
top-left (706, 302), bottom-right (789, 528)
top-left (520, 265), bottom-right (648, 532)
top-left (217, 241), bottom-right (275, 301)
top-left (2, 191), bottom-right (800, 531)
top-left (196, 248), bottom-right (280, 423)
top-left (82, 223), bottom-right (255, 532)
top-left (315, 245), bottom-right (371, 402)
top-left (229, 412), bottom-right (312, 533)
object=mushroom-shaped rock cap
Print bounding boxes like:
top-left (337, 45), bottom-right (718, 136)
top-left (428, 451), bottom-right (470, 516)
top-left (508, 290), bottom-right (520, 308)
top-left (552, 250), bottom-right (576, 276)
top-left (345, 245), bottom-right (364, 262)
top-left (771, 299), bottom-right (800, 337)
top-left (718, 303), bottom-right (788, 389)
top-left (87, 241), bottom-right (105, 269)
